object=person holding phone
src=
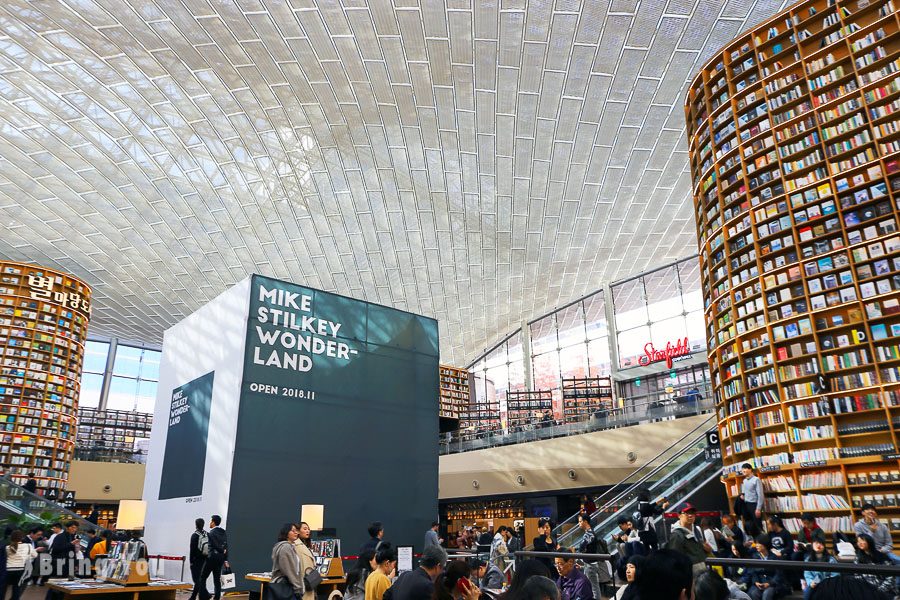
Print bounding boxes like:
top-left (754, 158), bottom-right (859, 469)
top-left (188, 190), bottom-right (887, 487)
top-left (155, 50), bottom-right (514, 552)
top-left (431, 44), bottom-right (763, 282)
top-left (432, 560), bottom-right (480, 600)
top-left (532, 519), bottom-right (557, 572)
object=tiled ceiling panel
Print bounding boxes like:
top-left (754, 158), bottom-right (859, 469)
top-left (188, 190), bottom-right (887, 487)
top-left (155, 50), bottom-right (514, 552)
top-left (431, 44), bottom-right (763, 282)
top-left (0, 0), bottom-right (790, 364)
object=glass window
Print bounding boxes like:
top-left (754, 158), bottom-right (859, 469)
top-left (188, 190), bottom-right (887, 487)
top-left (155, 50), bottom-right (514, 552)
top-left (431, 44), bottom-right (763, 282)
top-left (583, 292), bottom-right (608, 340)
top-left (136, 380), bottom-right (158, 414)
top-left (559, 343), bottom-right (589, 380)
top-left (78, 373), bottom-right (103, 408)
top-left (557, 302), bottom-right (586, 347)
top-left (650, 315), bottom-right (688, 345)
top-left (644, 266), bottom-right (682, 319)
top-left (587, 338), bottom-right (611, 377)
top-left (107, 376), bottom-right (140, 411)
top-left (112, 346), bottom-right (143, 378)
top-left (507, 337), bottom-right (526, 392)
top-left (613, 279), bottom-right (647, 330)
top-left (530, 314), bottom-right (558, 355)
top-left (532, 351), bottom-right (560, 391)
top-left (106, 345), bottom-right (161, 413)
top-left (83, 341), bottom-right (109, 374)
top-left (618, 325), bottom-right (650, 368)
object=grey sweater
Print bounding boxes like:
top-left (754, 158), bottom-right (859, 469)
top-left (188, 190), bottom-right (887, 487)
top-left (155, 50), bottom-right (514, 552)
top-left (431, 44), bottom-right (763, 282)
top-left (854, 519), bottom-right (893, 553)
top-left (272, 541), bottom-right (305, 595)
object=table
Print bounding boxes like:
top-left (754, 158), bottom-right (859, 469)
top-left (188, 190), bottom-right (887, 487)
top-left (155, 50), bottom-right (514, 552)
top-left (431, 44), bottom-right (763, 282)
top-left (47, 580), bottom-right (192, 600)
top-left (246, 573), bottom-right (346, 600)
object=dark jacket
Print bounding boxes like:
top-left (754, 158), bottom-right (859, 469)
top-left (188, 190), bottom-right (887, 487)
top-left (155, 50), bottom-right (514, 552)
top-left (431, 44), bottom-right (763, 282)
top-left (768, 528), bottom-right (793, 559)
top-left (636, 501), bottom-right (664, 531)
top-left (49, 532), bottom-right (75, 559)
top-left (383, 567), bottom-right (434, 600)
top-left (533, 535), bottom-right (558, 570)
top-left (744, 553), bottom-right (789, 596)
top-left (189, 530), bottom-right (205, 565)
top-left (666, 525), bottom-right (707, 565)
top-left (557, 568), bottom-right (594, 600)
top-left (207, 527), bottom-right (227, 562)
top-left (360, 537), bottom-right (381, 555)
top-left (23, 480), bottom-right (36, 494)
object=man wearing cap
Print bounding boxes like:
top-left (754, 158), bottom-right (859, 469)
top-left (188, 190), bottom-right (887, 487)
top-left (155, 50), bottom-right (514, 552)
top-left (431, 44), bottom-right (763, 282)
top-left (384, 545), bottom-right (448, 600)
top-left (740, 463), bottom-right (765, 537)
top-left (666, 504), bottom-right (711, 575)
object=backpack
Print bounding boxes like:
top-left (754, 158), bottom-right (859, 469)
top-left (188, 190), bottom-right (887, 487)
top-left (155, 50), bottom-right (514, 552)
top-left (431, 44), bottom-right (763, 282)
top-left (197, 530), bottom-right (210, 557)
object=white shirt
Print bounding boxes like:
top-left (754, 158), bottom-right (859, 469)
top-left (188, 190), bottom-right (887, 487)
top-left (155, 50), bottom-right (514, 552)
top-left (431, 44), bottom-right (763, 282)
top-left (7, 544), bottom-right (37, 570)
top-left (703, 529), bottom-right (718, 553)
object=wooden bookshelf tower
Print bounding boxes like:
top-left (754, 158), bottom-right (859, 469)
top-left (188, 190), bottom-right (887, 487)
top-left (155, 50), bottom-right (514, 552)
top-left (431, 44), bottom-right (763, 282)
top-left (0, 262), bottom-right (90, 493)
top-left (688, 0), bottom-right (900, 538)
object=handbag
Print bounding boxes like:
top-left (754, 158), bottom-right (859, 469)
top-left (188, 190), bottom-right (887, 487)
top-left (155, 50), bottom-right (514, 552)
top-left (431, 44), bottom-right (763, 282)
top-left (221, 565), bottom-right (236, 590)
top-left (304, 567), bottom-right (323, 589)
top-left (267, 578), bottom-right (296, 600)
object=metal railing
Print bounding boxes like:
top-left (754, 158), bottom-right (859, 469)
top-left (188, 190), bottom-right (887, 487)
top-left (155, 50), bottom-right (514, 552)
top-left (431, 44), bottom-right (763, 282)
top-left (706, 557), bottom-right (900, 575)
top-left (440, 391), bottom-right (714, 455)
top-left (74, 446), bottom-right (147, 464)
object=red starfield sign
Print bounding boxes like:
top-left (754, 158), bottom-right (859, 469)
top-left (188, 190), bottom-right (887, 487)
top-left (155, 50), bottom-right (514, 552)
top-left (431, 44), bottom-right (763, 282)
top-left (638, 337), bottom-right (692, 368)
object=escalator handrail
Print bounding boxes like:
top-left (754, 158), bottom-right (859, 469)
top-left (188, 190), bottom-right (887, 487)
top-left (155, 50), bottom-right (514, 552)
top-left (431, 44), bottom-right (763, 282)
top-left (555, 425), bottom-right (714, 546)
top-left (551, 413), bottom-right (715, 537)
top-left (593, 460), bottom-right (723, 544)
top-left (574, 442), bottom-right (712, 541)
top-left (0, 474), bottom-right (93, 527)
top-left (557, 415), bottom-right (714, 527)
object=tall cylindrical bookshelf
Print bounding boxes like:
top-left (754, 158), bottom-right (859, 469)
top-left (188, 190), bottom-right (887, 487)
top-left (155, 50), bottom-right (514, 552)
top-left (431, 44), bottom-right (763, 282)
top-left (688, 0), bottom-right (900, 537)
top-left (0, 261), bottom-right (91, 492)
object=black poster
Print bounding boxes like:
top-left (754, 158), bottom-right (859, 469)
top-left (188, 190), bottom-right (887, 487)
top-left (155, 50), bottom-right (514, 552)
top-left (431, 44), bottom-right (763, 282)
top-left (158, 371), bottom-right (214, 500)
top-left (226, 276), bottom-right (439, 580)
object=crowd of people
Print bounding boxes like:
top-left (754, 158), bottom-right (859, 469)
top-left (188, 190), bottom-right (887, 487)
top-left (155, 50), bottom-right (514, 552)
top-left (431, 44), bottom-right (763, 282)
top-left (0, 519), bottom-right (150, 600)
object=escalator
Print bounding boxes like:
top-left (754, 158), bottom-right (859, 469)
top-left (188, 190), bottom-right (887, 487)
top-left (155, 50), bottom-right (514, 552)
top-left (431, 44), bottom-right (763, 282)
top-left (0, 474), bottom-right (93, 531)
top-left (548, 415), bottom-right (723, 549)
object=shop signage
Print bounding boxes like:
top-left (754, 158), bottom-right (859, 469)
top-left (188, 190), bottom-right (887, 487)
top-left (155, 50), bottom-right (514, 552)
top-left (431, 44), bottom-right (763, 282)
top-left (61, 490), bottom-right (76, 509)
top-left (27, 274), bottom-right (91, 317)
top-left (704, 430), bottom-right (721, 461)
top-left (638, 337), bottom-right (692, 368)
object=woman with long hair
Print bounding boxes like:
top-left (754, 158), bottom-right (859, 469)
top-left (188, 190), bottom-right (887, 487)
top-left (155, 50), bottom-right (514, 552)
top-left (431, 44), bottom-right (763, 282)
top-left (500, 559), bottom-right (552, 600)
top-left (432, 560), bottom-right (479, 600)
top-left (3, 530), bottom-right (36, 600)
top-left (802, 539), bottom-right (836, 599)
top-left (345, 551), bottom-right (376, 600)
top-left (855, 533), bottom-right (894, 595)
top-left (293, 522), bottom-right (316, 600)
top-left (272, 524), bottom-right (305, 599)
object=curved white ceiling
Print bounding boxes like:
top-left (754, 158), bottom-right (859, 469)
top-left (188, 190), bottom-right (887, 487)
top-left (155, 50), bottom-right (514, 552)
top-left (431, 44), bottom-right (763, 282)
top-left (0, 0), bottom-right (789, 364)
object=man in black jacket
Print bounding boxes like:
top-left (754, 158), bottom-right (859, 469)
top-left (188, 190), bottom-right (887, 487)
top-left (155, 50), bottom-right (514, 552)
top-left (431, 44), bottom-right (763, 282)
top-left (188, 518), bottom-right (207, 600)
top-left (45, 521), bottom-right (80, 600)
top-left (196, 515), bottom-right (227, 600)
top-left (383, 545), bottom-right (447, 600)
